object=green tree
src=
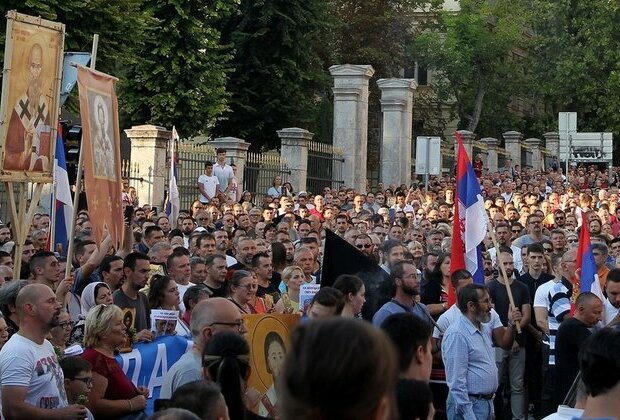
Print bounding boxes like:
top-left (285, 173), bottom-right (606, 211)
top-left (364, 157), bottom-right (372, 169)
top-left (123, 0), bottom-right (236, 138)
top-left (212, 0), bottom-right (329, 150)
top-left (412, 0), bottom-right (532, 135)
top-left (527, 0), bottom-right (620, 162)
top-left (0, 0), bottom-right (150, 118)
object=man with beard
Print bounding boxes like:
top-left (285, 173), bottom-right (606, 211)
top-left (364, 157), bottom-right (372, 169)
top-left (372, 260), bottom-right (432, 327)
top-left (227, 237), bottom-right (255, 275)
top-left (180, 217), bottom-right (195, 248)
top-left (4, 44), bottom-right (51, 171)
top-left (213, 229), bottom-right (237, 267)
top-left (551, 209), bottom-right (566, 229)
top-left (113, 252), bottom-right (154, 342)
top-left (252, 252), bottom-right (280, 300)
top-left (0, 284), bottom-right (87, 417)
top-left (379, 240), bottom-right (406, 275)
top-left (354, 234), bottom-right (377, 263)
top-left (281, 239), bottom-right (295, 264)
top-left (0, 225), bottom-right (12, 253)
top-left (442, 284), bottom-right (502, 420)
top-left (488, 222), bottom-right (523, 273)
top-left (487, 247), bottom-right (531, 420)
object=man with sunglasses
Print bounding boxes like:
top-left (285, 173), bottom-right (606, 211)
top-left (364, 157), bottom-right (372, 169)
top-left (160, 298), bottom-right (246, 399)
top-left (354, 234), bottom-right (377, 263)
top-left (512, 214), bottom-right (548, 250)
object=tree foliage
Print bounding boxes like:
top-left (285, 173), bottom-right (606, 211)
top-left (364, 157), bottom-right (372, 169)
top-left (0, 0), bottom-right (150, 120)
top-left (527, 1), bottom-right (620, 139)
top-left (123, 0), bottom-right (237, 137)
top-left (412, 0), bottom-right (532, 135)
top-left (212, 0), bottom-right (329, 150)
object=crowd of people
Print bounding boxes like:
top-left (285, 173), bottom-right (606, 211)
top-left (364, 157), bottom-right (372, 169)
top-left (0, 148), bottom-right (619, 419)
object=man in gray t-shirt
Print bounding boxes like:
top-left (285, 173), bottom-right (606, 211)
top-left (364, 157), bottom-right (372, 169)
top-left (160, 298), bottom-right (246, 398)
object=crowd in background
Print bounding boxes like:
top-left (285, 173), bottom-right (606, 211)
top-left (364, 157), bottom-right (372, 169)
top-left (0, 149), bottom-right (619, 419)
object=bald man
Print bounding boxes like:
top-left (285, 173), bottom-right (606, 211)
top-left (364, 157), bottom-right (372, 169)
top-left (160, 298), bottom-right (246, 398)
top-left (0, 284), bottom-right (87, 418)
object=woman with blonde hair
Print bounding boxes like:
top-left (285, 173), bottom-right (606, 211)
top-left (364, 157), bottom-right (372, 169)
top-left (81, 304), bottom-right (149, 418)
top-left (275, 265), bottom-right (304, 314)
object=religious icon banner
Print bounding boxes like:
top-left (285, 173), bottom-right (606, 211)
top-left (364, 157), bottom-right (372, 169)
top-left (242, 313), bottom-right (300, 418)
top-left (77, 65), bottom-right (123, 249)
top-left (0, 11), bottom-right (65, 182)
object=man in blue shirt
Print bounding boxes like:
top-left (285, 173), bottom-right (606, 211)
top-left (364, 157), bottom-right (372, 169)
top-left (372, 260), bottom-right (432, 327)
top-left (442, 283), bottom-right (513, 420)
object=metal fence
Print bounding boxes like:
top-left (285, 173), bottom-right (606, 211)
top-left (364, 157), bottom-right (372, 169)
top-left (307, 141), bottom-right (345, 194)
top-left (244, 151), bottom-right (290, 205)
top-left (175, 143), bottom-right (217, 211)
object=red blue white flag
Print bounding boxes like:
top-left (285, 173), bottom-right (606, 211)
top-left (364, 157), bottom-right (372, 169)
top-left (573, 212), bottom-right (605, 309)
top-left (450, 132), bottom-right (488, 296)
top-left (51, 124), bottom-right (73, 255)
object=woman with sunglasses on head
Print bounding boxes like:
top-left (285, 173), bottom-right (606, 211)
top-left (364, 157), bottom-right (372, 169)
top-left (274, 266), bottom-right (304, 314)
top-left (81, 304), bottom-right (149, 419)
top-left (202, 332), bottom-right (265, 420)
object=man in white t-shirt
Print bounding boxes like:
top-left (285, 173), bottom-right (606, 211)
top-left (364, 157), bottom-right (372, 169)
top-left (604, 268), bottom-right (620, 325)
top-left (197, 161), bottom-right (219, 204)
top-left (0, 284), bottom-right (87, 418)
top-left (213, 148), bottom-right (234, 198)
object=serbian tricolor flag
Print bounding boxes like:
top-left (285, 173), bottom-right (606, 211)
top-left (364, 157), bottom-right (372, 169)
top-left (572, 213), bottom-right (605, 311)
top-left (165, 126), bottom-right (181, 225)
top-left (50, 124), bottom-right (73, 256)
top-left (449, 132), bottom-right (488, 306)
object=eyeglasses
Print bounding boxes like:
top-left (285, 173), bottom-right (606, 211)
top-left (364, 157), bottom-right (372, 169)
top-left (58, 321), bottom-right (72, 329)
top-left (209, 319), bottom-right (245, 333)
top-left (356, 244), bottom-right (373, 249)
top-left (72, 376), bottom-right (93, 386)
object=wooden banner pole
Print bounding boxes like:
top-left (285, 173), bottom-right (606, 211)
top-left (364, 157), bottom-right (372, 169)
top-left (487, 221), bottom-right (522, 334)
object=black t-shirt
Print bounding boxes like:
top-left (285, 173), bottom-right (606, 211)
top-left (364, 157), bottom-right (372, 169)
top-left (204, 281), bottom-right (229, 298)
top-left (488, 278), bottom-right (531, 346)
top-left (555, 317), bottom-right (591, 405)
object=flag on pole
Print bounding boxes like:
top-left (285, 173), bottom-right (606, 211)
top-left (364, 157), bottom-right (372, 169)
top-left (166, 126), bottom-right (180, 225)
top-left (449, 132), bottom-right (488, 305)
top-left (51, 124), bottom-right (73, 256)
top-left (572, 213), bottom-right (605, 311)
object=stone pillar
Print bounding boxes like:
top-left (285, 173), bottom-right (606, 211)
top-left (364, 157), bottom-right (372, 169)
top-left (377, 78), bottom-right (417, 186)
top-left (277, 128), bottom-right (312, 192)
top-left (329, 64), bottom-right (375, 192)
top-left (210, 137), bottom-right (251, 198)
top-left (125, 125), bottom-right (170, 207)
top-left (482, 137), bottom-right (499, 173)
top-left (502, 131), bottom-right (523, 168)
top-left (526, 138), bottom-right (542, 171)
top-left (454, 130), bottom-right (475, 158)
top-left (543, 132), bottom-right (560, 159)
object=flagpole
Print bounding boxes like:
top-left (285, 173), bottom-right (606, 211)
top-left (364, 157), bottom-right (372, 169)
top-left (64, 34), bottom-right (98, 278)
top-left (487, 221), bottom-right (521, 334)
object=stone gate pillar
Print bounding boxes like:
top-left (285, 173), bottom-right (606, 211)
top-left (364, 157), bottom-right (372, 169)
top-left (502, 131), bottom-right (523, 168)
top-left (125, 125), bottom-right (170, 207)
top-left (277, 128), bottom-right (312, 193)
top-left (377, 78), bottom-right (417, 186)
top-left (543, 132), bottom-right (560, 160)
top-left (329, 64), bottom-right (375, 192)
top-left (455, 130), bottom-right (475, 158)
top-left (482, 137), bottom-right (499, 173)
top-left (526, 138), bottom-right (542, 171)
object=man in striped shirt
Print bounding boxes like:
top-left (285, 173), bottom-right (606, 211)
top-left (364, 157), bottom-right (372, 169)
top-left (532, 250), bottom-right (574, 417)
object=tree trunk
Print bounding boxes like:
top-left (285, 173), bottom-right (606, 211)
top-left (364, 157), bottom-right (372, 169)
top-left (467, 82), bottom-right (486, 133)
